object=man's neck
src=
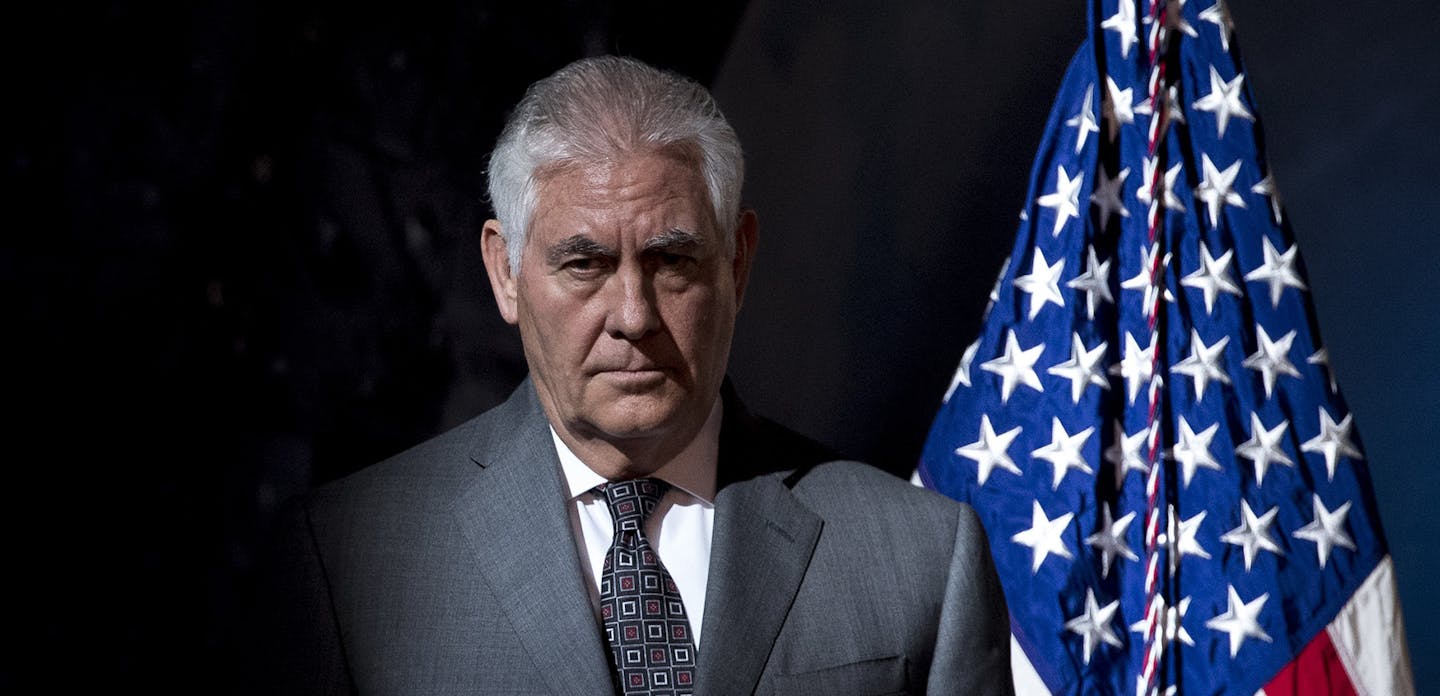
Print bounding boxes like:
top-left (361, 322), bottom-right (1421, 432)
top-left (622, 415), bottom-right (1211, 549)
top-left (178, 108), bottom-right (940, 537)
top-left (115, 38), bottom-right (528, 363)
top-left (551, 398), bottom-right (723, 492)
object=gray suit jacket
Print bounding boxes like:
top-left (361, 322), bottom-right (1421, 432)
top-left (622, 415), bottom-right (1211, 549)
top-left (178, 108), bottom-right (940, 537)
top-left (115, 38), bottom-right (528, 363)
top-left (265, 380), bottom-right (1011, 695)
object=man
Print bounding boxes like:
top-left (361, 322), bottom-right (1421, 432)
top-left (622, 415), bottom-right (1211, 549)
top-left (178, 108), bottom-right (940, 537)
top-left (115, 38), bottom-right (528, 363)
top-left (268, 56), bottom-right (1011, 695)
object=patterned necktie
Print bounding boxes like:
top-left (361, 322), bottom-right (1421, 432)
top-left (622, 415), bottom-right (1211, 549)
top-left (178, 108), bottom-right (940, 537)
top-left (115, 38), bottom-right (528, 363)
top-left (596, 478), bottom-right (697, 695)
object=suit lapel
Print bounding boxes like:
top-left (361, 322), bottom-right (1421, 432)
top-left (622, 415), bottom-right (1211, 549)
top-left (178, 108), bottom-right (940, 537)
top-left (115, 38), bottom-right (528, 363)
top-left (448, 381), bottom-right (613, 696)
top-left (695, 395), bottom-right (823, 696)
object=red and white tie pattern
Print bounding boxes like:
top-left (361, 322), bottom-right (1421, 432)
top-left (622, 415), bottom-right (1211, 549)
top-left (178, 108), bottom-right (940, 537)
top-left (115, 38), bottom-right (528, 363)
top-left (597, 479), bottom-right (696, 696)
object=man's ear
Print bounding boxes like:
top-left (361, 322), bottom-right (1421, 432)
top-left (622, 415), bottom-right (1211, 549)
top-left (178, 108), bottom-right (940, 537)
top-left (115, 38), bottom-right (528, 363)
top-left (480, 219), bottom-right (520, 325)
top-left (731, 208), bottom-right (759, 309)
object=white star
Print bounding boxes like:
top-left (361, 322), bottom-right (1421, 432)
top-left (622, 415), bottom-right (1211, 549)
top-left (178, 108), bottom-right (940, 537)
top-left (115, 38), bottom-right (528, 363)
top-left (1234, 413), bottom-right (1293, 486)
top-left (1130, 594), bottom-right (1194, 647)
top-left (1171, 330), bottom-right (1231, 401)
top-left (1194, 153), bottom-right (1247, 228)
top-left (1031, 417), bottom-right (1096, 490)
top-left (980, 330), bottom-right (1045, 404)
top-left (1104, 75), bottom-right (1137, 140)
top-left (1307, 347), bottom-right (1339, 393)
top-left (1086, 504), bottom-right (1138, 578)
top-left (1110, 331), bottom-right (1159, 405)
top-left (1205, 585), bottom-right (1273, 658)
top-left (955, 414), bottom-right (1023, 485)
top-left (1102, 0), bottom-right (1139, 59)
top-left (1048, 333), bottom-right (1110, 403)
top-left (1199, 1), bottom-right (1237, 53)
top-left (1066, 246), bottom-right (1114, 320)
top-left (1012, 500), bottom-right (1075, 574)
top-left (1293, 495), bottom-right (1356, 568)
top-left (1091, 166), bottom-right (1131, 228)
top-left (1220, 500), bottom-right (1285, 571)
top-left (1119, 242), bottom-right (1174, 318)
top-left (1244, 237), bottom-right (1307, 307)
top-left (1179, 241), bottom-right (1242, 314)
top-left (1300, 408), bottom-right (1363, 481)
top-left (1037, 166), bottom-right (1086, 237)
top-left (1013, 249), bottom-right (1066, 319)
top-left (1105, 421), bottom-right (1153, 483)
top-left (1066, 84), bottom-right (1101, 154)
top-left (943, 340), bottom-right (981, 403)
top-left (984, 257), bottom-right (1011, 318)
top-left (1252, 174), bottom-right (1283, 224)
top-left (1171, 415), bottom-right (1222, 488)
top-left (1139, 84), bottom-right (1188, 127)
top-left (1136, 157), bottom-right (1186, 212)
top-left (1193, 66), bottom-right (1254, 138)
top-left (1242, 324), bottom-right (1300, 398)
top-left (1161, 506), bottom-right (1212, 568)
top-left (1064, 588), bottom-right (1123, 664)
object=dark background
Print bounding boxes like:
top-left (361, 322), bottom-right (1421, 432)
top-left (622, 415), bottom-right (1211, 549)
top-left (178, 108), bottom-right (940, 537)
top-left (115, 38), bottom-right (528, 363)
top-left (4, 0), bottom-right (1435, 691)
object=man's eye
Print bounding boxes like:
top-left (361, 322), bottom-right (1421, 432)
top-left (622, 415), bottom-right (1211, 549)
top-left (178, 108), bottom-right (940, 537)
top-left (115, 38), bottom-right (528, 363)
top-left (563, 257), bottom-right (605, 273)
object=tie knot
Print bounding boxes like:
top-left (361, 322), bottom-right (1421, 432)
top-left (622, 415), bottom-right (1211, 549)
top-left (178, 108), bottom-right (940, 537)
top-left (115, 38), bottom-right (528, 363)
top-left (598, 478), bottom-right (670, 533)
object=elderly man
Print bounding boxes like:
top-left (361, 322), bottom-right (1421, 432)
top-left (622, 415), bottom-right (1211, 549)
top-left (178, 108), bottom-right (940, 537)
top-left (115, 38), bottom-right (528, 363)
top-left (269, 56), bottom-right (1011, 695)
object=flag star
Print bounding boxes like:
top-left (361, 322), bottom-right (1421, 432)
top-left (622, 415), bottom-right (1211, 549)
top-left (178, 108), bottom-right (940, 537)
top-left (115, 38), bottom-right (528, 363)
top-left (1161, 506), bottom-right (1212, 567)
top-left (1244, 237), bottom-right (1307, 307)
top-left (1179, 241), bottom-right (1243, 314)
top-left (1172, 330), bottom-right (1231, 401)
top-left (985, 257), bottom-right (1012, 317)
top-left (1300, 408), bottom-right (1363, 481)
top-left (1031, 417), bottom-right (1096, 490)
top-left (1066, 246), bottom-right (1114, 320)
top-left (1220, 500), bottom-right (1285, 571)
top-left (1139, 84), bottom-right (1188, 127)
top-left (1103, 76), bottom-right (1137, 139)
top-left (1091, 166), bottom-right (1131, 228)
top-left (1037, 166), bottom-right (1086, 237)
top-left (1085, 504), bottom-right (1138, 578)
top-left (1193, 66), bottom-right (1254, 138)
top-left (1013, 249), bottom-right (1066, 319)
top-left (1048, 333), bottom-right (1110, 403)
top-left (1130, 594), bottom-right (1195, 648)
top-left (980, 330), bottom-right (1045, 404)
top-left (1199, 0), bottom-right (1236, 52)
top-left (955, 414), bottom-right (1024, 485)
top-left (1171, 415), bottom-right (1223, 488)
top-left (1101, 0), bottom-right (1139, 59)
top-left (1205, 585), bottom-right (1273, 657)
top-left (1136, 157), bottom-right (1187, 212)
top-left (1063, 588), bottom-right (1123, 664)
top-left (1110, 331), bottom-right (1160, 405)
top-left (1105, 421), bottom-right (1153, 483)
top-left (1012, 500), bottom-right (1075, 573)
top-left (1242, 324), bottom-right (1301, 398)
top-left (1119, 242), bottom-right (1175, 318)
top-left (943, 340), bottom-right (981, 402)
top-left (1194, 153), bottom-right (1247, 227)
top-left (1307, 347), bottom-right (1339, 393)
top-left (1066, 84), bottom-right (1101, 154)
top-left (1235, 413), bottom-right (1294, 486)
top-left (1293, 495), bottom-right (1356, 568)
top-left (1252, 173), bottom-right (1284, 224)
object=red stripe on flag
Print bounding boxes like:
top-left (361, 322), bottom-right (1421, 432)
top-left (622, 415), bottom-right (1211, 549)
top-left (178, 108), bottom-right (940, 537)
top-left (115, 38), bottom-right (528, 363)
top-left (1263, 629), bottom-right (1358, 696)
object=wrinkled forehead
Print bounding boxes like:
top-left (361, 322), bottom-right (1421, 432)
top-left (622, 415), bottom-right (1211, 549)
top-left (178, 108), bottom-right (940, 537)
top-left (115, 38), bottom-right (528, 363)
top-left (529, 149), bottom-right (718, 238)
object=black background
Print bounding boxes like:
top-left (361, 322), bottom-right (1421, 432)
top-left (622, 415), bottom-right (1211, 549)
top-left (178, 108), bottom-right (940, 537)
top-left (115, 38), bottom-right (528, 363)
top-left (4, 0), bottom-right (1436, 690)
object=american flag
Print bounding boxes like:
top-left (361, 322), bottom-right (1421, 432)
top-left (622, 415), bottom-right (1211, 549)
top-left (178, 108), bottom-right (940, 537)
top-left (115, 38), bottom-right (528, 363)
top-left (917, 1), bottom-right (1414, 694)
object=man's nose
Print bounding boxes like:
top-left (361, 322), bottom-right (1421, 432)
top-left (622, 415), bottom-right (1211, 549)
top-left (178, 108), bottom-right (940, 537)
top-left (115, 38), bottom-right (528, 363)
top-left (603, 268), bottom-right (662, 340)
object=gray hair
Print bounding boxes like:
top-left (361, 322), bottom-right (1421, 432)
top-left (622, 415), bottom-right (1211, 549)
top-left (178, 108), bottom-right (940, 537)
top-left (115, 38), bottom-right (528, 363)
top-left (486, 56), bottom-right (745, 269)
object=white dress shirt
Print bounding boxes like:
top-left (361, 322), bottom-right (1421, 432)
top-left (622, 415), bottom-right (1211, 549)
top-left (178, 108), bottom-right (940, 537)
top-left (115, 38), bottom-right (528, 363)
top-left (551, 399), bottom-right (721, 647)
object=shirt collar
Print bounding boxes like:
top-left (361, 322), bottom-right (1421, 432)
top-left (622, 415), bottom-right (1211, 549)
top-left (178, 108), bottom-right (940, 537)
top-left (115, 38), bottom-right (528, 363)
top-left (552, 398), bottom-right (721, 505)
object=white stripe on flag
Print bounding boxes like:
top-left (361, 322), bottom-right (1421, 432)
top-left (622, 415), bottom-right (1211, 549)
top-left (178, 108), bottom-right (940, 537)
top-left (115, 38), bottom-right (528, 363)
top-left (1326, 555), bottom-right (1414, 696)
top-left (1011, 634), bottom-right (1051, 695)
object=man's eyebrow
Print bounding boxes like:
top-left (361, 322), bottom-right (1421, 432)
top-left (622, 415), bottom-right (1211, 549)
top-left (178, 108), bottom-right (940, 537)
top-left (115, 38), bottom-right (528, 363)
top-left (642, 228), bottom-right (706, 253)
top-left (545, 235), bottom-right (615, 266)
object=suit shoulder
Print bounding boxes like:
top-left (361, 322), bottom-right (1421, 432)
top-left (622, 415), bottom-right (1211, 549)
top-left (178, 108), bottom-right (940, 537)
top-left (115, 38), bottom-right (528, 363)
top-left (789, 460), bottom-right (974, 527)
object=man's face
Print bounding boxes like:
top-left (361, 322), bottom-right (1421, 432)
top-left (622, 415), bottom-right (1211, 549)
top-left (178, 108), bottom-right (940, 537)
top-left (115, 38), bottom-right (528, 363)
top-left (482, 150), bottom-right (755, 473)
